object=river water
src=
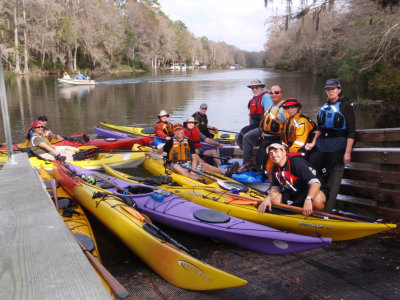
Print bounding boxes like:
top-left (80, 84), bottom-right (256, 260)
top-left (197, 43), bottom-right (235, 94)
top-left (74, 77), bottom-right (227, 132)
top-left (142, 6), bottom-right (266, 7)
top-left (0, 69), bottom-right (394, 142)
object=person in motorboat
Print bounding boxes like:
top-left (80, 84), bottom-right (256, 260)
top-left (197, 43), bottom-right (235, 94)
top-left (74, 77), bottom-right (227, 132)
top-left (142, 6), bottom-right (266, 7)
top-left (63, 72), bottom-right (71, 80)
top-left (280, 98), bottom-right (316, 156)
top-left (305, 79), bottom-right (355, 181)
top-left (153, 123), bottom-right (238, 181)
top-left (154, 110), bottom-right (174, 144)
top-left (183, 116), bottom-right (224, 166)
top-left (25, 115), bottom-right (64, 141)
top-left (236, 79), bottom-right (272, 151)
top-left (237, 85), bottom-right (286, 178)
top-left (257, 143), bottom-right (327, 216)
top-left (29, 121), bottom-right (72, 161)
top-left (192, 103), bottom-right (218, 138)
top-left (75, 71), bottom-right (88, 80)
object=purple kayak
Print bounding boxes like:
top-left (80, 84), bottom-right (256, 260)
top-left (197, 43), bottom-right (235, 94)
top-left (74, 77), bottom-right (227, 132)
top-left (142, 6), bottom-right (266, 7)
top-left (94, 126), bottom-right (132, 139)
top-left (66, 163), bottom-right (332, 255)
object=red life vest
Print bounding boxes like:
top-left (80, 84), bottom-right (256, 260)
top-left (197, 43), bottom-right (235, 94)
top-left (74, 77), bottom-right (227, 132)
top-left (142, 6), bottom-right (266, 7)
top-left (248, 91), bottom-right (269, 122)
top-left (184, 127), bottom-right (202, 148)
top-left (273, 156), bottom-right (300, 192)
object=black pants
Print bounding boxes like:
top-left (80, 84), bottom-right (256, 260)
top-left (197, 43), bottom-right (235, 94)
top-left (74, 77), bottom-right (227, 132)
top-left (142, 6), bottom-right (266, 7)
top-left (255, 135), bottom-right (281, 171)
top-left (236, 123), bottom-right (259, 150)
top-left (308, 149), bottom-right (345, 182)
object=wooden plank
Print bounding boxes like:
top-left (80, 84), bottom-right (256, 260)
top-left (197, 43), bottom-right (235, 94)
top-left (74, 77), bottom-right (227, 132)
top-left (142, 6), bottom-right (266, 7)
top-left (339, 183), bottom-right (400, 208)
top-left (343, 168), bottom-right (400, 185)
top-left (0, 153), bottom-right (112, 300)
top-left (356, 128), bottom-right (400, 142)
top-left (351, 149), bottom-right (400, 164)
top-left (336, 197), bottom-right (400, 222)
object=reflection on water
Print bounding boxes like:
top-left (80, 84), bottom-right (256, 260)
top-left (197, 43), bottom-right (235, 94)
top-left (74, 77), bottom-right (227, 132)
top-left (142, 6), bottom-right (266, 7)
top-left (0, 69), bottom-right (392, 143)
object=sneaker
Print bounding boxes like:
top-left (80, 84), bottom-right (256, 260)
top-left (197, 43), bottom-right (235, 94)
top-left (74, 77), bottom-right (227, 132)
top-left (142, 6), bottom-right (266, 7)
top-left (236, 161), bottom-right (253, 173)
top-left (225, 162), bottom-right (239, 178)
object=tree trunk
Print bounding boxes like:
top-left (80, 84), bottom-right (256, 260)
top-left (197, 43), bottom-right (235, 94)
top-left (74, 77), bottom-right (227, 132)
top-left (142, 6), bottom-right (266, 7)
top-left (73, 44), bottom-right (77, 71)
top-left (67, 47), bottom-right (73, 71)
top-left (22, 0), bottom-right (28, 74)
top-left (13, 1), bottom-right (21, 74)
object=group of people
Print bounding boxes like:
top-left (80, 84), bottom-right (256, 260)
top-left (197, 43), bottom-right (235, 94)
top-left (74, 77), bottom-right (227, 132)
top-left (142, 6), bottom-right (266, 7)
top-left (153, 78), bottom-right (355, 216)
top-left (236, 79), bottom-right (355, 216)
top-left (62, 71), bottom-right (89, 80)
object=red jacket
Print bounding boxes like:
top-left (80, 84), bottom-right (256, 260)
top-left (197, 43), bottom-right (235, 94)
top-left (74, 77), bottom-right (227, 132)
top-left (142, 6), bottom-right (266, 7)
top-left (184, 126), bottom-right (202, 147)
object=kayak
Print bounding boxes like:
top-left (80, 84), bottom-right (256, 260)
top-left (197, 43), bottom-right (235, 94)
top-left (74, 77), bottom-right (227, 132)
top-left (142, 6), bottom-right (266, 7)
top-left (0, 134), bottom-right (153, 151)
top-left (94, 126), bottom-right (133, 139)
top-left (57, 78), bottom-right (96, 86)
top-left (0, 146), bottom-right (145, 170)
top-left (67, 163), bottom-right (332, 255)
top-left (53, 161), bottom-right (247, 290)
top-left (138, 147), bottom-right (397, 241)
top-left (39, 168), bottom-right (113, 296)
top-left (100, 122), bottom-right (236, 142)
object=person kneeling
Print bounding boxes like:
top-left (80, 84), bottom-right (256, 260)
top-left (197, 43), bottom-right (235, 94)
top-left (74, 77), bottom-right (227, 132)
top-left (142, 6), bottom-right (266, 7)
top-left (155, 123), bottom-right (238, 180)
top-left (257, 143), bottom-right (327, 216)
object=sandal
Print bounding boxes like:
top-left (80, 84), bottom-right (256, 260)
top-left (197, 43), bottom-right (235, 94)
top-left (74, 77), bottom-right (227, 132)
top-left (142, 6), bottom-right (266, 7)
top-left (236, 161), bottom-right (253, 173)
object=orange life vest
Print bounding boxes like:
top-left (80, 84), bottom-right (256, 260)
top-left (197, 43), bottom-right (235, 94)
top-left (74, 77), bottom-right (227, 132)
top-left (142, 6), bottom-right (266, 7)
top-left (261, 106), bottom-right (284, 135)
top-left (168, 137), bottom-right (192, 162)
top-left (282, 113), bottom-right (316, 152)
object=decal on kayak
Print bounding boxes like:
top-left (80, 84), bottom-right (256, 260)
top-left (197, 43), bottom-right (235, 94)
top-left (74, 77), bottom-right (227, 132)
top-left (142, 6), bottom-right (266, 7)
top-left (178, 260), bottom-right (212, 282)
top-left (298, 222), bottom-right (332, 230)
top-left (123, 153), bottom-right (131, 160)
top-left (273, 240), bottom-right (289, 250)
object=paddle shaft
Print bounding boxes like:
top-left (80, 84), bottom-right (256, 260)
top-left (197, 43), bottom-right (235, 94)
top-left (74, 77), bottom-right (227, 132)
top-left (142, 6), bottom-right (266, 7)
top-left (74, 237), bottom-right (129, 298)
top-left (50, 179), bottom-right (59, 210)
top-left (217, 129), bottom-right (239, 134)
top-left (205, 189), bottom-right (360, 222)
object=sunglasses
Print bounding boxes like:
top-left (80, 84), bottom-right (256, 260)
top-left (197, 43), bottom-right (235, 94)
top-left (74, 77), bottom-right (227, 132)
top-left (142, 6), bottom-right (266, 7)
top-left (34, 126), bottom-right (44, 129)
top-left (270, 91), bottom-right (280, 94)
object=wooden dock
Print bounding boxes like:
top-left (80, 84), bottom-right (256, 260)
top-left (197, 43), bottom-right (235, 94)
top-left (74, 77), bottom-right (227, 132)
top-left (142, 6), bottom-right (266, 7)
top-left (0, 153), bottom-right (112, 299)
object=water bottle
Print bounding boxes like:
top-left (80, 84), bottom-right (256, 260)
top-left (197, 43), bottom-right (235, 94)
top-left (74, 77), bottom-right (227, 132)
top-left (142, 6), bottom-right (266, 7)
top-left (150, 192), bottom-right (164, 202)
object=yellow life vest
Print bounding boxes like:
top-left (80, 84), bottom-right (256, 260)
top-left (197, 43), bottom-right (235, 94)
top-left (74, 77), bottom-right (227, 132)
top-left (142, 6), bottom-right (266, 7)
top-left (282, 113), bottom-right (316, 152)
top-left (261, 106), bottom-right (284, 135)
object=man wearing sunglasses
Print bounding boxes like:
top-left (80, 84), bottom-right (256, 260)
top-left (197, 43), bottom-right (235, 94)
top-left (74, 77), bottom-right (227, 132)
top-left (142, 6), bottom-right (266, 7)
top-left (236, 79), bottom-right (272, 151)
top-left (237, 85), bottom-right (286, 176)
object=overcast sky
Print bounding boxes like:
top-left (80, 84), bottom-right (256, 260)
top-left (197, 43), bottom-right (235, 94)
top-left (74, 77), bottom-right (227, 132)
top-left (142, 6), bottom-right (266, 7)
top-left (158, 0), bottom-right (272, 52)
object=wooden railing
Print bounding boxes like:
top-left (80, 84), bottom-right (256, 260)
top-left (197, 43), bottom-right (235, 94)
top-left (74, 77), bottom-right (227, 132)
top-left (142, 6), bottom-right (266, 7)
top-left (326, 128), bottom-right (400, 223)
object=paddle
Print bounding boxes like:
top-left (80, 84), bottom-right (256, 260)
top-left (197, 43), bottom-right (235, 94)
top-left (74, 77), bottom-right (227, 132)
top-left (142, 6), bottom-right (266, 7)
top-left (50, 179), bottom-right (59, 210)
top-left (205, 189), bottom-right (361, 222)
top-left (74, 237), bottom-right (129, 298)
top-left (202, 142), bottom-right (239, 149)
top-left (90, 172), bottom-right (201, 258)
top-left (217, 129), bottom-right (239, 134)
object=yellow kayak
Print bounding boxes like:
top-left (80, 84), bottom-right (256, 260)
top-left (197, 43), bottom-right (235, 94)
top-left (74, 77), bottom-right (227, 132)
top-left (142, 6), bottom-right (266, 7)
top-left (100, 122), bottom-right (236, 142)
top-left (53, 161), bottom-right (247, 290)
top-left (0, 146), bottom-right (145, 170)
top-left (127, 147), bottom-right (397, 241)
top-left (39, 168), bottom-right (114, 297)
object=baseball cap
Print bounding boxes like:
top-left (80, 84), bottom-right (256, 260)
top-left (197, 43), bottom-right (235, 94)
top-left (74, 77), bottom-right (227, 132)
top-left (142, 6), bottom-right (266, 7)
top-left (266, 143), bottom-right (285, 153)
top-left (325, 79), bottom-right (341, 89)
top-left (173, 123), bottom-right (183, 132)
top-left (200, 103), bottom-right (208, 109)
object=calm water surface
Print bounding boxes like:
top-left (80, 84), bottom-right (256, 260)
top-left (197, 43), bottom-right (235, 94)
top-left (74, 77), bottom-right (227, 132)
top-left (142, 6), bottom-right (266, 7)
top-left (0, 69), bottom-right (392, 142)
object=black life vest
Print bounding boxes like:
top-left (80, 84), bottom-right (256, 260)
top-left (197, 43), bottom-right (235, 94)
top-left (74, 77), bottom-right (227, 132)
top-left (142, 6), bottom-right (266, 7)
top-left (192, 111), bottom-right (208, 131)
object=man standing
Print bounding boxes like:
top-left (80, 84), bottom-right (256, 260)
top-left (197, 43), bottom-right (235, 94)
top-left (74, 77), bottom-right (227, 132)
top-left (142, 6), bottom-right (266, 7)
top-left (257, 143), bottom-right (327, 216)
top-left (236, 80), bottom-right (272, 149)
top-left (192, 103), bottom-right (217, 138)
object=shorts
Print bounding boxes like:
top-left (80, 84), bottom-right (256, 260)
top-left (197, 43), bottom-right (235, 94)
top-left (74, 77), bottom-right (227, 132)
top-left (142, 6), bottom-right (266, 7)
top-left (169, 161), bottom-right (192, 171)
top-left (281, 185), bottom-right (329, 207)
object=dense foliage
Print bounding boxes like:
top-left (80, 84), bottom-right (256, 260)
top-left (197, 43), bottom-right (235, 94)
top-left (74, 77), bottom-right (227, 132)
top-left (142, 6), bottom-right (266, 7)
top-left (264, 0), bottom-right (400, 102)
top-left (0, 0), bottom-right (265, 74)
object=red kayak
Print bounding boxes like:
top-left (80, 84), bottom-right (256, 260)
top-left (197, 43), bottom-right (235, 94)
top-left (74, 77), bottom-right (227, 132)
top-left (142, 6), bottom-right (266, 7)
top-left (0, 134), bottom-right (154, 151)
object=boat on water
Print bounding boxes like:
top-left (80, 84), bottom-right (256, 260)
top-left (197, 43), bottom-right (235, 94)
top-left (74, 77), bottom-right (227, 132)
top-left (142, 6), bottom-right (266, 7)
top-left (67, 163), bottom-right (332, 255)
top-left (57, 78), bottom-right (96, 86)
top-left (134, 145), bottom-right (397, 241)
top-left (53, 160), bottom-right (247, 290)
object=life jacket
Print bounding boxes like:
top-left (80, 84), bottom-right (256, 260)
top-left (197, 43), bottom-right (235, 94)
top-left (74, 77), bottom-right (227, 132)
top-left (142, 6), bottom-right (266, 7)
top-left (282, 113), bottom-right (316, 152)
top-left (184, 127), bottom-right (202, 148)
top-left (25, 127), bottom-right (33, 140)
top-left (155, 121), bottom-right (174, 137)
top-left (317, 98), bottom-right (352, 135)
top-left (43, 127), bottom-right (54, 141)
top-left (192, 111), bottom-right (208, 131)
top-left (273, 156), bottom-right (300, 192)
top-left (248, 91), bottom-right (269, 122)
top-left (261, 105), bottom-right (284, 135)
top-left (168, 137), bottom-right (192, 162)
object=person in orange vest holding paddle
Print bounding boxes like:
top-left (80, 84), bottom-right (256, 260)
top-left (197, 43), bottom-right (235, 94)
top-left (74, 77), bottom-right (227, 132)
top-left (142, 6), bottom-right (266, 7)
top-left (257, 143), bottom-right (328, 216)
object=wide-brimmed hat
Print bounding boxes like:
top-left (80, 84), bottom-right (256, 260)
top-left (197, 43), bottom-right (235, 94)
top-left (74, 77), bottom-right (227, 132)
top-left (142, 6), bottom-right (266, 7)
top-left (266, 143), bottom-right (285, 153)
top-left (38, 115), bottom-right (48, 121)
top-left (173, 123), bottom-right (183, 132)
top-left (158, 110), bottom-right (169, 117)
top-left (281, 98), bottom-right (302, 109)
top-left (325, 79), bottom-right (341, 89)
top-left (247, 79), bottom-right (265, 88)
top-left (183, 117), bottom-right (199, 125)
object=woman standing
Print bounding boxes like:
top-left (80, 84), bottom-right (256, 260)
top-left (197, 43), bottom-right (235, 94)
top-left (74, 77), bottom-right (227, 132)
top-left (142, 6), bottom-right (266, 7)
top-left (305, 79), bottom-right (356, 180)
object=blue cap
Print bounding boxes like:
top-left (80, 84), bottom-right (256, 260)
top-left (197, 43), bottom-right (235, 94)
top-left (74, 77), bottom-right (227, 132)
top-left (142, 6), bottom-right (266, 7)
top-left (325, 79), bottom-right (341, 89)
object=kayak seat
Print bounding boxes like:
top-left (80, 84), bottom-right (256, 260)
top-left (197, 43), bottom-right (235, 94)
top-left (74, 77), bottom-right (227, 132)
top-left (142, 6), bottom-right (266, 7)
top-left (127, 186), bottom-right (154, 194)
top-left (141, 127), bottom-right (155, 134)
top-left (193, 209), bottom-right (230, 223)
